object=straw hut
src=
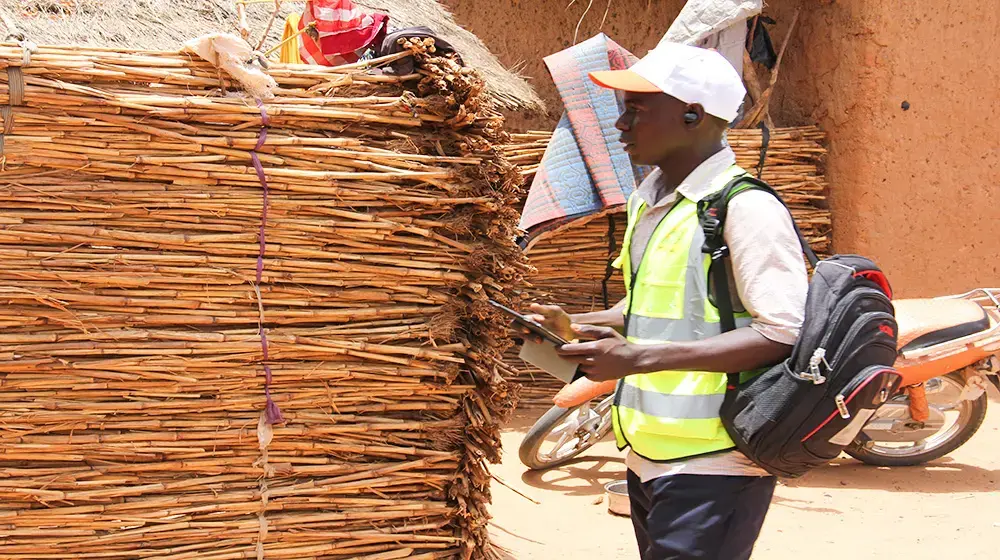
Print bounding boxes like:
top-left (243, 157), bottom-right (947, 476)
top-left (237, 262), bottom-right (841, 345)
top-left (0, 0), bottom-right (545, 114)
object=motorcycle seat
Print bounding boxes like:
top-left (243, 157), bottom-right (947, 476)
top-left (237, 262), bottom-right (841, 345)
top-left (895, 298), bottom-right (991, 352)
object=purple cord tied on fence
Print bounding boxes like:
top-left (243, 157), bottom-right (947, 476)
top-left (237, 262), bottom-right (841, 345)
top-left (252, 98), bottom-right (284, 425)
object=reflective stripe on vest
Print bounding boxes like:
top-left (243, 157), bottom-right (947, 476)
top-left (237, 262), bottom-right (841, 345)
top-left (611, 164), bottom-right (752, 462)
top-left (617, 383), bottom-right (724, 419)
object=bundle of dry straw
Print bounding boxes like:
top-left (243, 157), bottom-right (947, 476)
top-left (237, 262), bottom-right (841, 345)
top-left (503, 126), bottom-right (830, 405)
top-left (0, 38), bottom-right (526, 559)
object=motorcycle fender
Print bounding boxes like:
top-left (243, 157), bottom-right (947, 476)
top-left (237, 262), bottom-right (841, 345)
top-left (554, 378), bottom-right (617, 408)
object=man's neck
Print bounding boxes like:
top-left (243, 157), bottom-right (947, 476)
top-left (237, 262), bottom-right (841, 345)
top-left (653, 142), bottom-right (726, 196)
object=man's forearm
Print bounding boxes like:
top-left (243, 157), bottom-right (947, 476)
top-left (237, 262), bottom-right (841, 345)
top-left (570, 297), bottom-right (626, 329)
top-left (634, 327), bottom-right (792, 374)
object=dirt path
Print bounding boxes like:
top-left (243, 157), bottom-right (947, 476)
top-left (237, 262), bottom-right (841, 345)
top-left (490, 404), bottom-right (1000, 559)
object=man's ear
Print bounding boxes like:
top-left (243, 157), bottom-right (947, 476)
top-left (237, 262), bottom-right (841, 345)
top-left (683, 104), bottom-right (705, 127)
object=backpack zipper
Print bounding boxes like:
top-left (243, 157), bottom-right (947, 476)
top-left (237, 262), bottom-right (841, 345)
top-left (793, 288), bottom-right (889, 378)
top-left (814, 288), bottom-right (892, 351)
top-left (831, 365), bottom-right (895, 421)
top-left (793, 311), bottom-right (896, 385)
top-left (834, 394), bottom-right (850, 419)
top-left (836, 364), bottom-right (895, 403)
top-left (801, 365), bottom-right (896, 441)
top-left (827, 311), bottom-right (897, 371)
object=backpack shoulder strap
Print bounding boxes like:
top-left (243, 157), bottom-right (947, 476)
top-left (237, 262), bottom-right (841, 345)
top-left (697, 175), bottom-right (819, 388)
top-left (698, 176), bottom-right (819, 273)
top-left (697, 175), bottom-right (820, 336)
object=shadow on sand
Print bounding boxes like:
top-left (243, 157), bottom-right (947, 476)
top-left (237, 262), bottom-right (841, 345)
top-left (782, 457), bottom-right (999, 493)
top-left (518, 454), bottom-right (626, 497)
top-left (504, 408), bottom-right (998, 498)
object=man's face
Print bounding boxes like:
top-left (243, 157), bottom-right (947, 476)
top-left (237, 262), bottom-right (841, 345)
top-left (615, 91), bottom-right (690, 166)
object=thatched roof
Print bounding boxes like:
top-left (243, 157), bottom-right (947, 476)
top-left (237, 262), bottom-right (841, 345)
top-left (0, 0), bottom-right (544, 113)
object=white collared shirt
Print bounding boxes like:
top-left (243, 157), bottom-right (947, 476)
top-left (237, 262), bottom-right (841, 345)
top-left (624, 145), bottom-right (809, 479)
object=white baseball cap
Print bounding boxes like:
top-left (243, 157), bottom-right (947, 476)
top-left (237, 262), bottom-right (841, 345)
top-left (590, 42), bottom-right (747, 123)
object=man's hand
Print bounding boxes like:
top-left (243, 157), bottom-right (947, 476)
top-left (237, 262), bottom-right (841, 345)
top-left (517, 303), bottom-right (575, 343)
top-left (556, 324), bottom-right (644, 381)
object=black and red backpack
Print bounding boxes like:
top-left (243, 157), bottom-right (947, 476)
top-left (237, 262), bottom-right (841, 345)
top-left (699, 176), bottom-right (902, 478)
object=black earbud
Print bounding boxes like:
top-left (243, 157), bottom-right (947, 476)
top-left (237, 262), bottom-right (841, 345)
top-left (683, 111), bottom-right (699, 124)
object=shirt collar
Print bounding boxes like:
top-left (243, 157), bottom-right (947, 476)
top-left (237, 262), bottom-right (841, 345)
top-left (635, 146), bottom-right (737, 208)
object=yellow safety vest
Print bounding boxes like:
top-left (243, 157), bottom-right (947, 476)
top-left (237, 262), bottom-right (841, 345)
top-left (611, 164), bottom-right (753, 462)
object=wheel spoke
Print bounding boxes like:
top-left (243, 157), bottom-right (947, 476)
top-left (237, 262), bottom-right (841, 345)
top-left (548, 420), bottom-right (575, 437)
top-left (550, 426), bottom-right (576, 453)
top-left (530, 400), bottom-right (615, 466)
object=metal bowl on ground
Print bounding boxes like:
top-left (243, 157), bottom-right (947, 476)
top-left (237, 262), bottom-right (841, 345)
top-left (604, 480), bottom-right (630, 516)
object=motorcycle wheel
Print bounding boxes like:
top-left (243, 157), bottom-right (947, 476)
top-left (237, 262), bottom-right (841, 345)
top-left (518, 395), bottom-right (614, 471)
top-left (846, 372), bottom-right (988, 467)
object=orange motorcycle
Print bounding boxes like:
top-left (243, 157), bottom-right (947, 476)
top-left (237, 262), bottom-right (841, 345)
top-left (519, 289), bottom-right (1000, 470)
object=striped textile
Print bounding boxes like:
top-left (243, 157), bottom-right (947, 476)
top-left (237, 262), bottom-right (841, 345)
top-left (518, 33), bottom-right (651, 240)
top-left (298, 0), bottom-right (387, 66)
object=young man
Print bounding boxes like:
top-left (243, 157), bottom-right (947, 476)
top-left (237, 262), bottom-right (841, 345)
top-left (528, 43), bottom-right (809, 559)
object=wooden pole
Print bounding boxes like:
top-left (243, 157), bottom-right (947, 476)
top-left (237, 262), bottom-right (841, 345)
top-left (236, 2), bottom-right (251, 41)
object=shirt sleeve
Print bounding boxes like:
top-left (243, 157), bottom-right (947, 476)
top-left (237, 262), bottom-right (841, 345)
top-left (722, 190), bottom-right (809, 345)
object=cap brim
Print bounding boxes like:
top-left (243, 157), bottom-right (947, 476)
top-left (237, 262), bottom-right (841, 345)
top-left (588, 70), bottom-right (662, 93)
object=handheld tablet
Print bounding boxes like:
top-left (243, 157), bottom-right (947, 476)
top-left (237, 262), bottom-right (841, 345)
top-left (488, 300), bottom-right (570, 346)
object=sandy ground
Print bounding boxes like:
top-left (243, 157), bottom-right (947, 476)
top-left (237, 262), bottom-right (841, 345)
top-left (489, 402), bottom-right (1000, 560)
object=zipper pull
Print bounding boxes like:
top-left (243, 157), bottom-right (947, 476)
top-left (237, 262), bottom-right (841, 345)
top-left (806, 348), bottom-right (827, 384)
top-left (835, 394), bottom-right (851, 419)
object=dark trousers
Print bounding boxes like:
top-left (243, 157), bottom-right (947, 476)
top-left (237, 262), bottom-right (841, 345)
top-left (627, 470), bottom-right (776, 560)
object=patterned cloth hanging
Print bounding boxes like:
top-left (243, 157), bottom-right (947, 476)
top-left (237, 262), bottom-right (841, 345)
top-left (297, 0), bottom-right (388, 66)
top-left (518, 34), bottom-right (651, 244)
